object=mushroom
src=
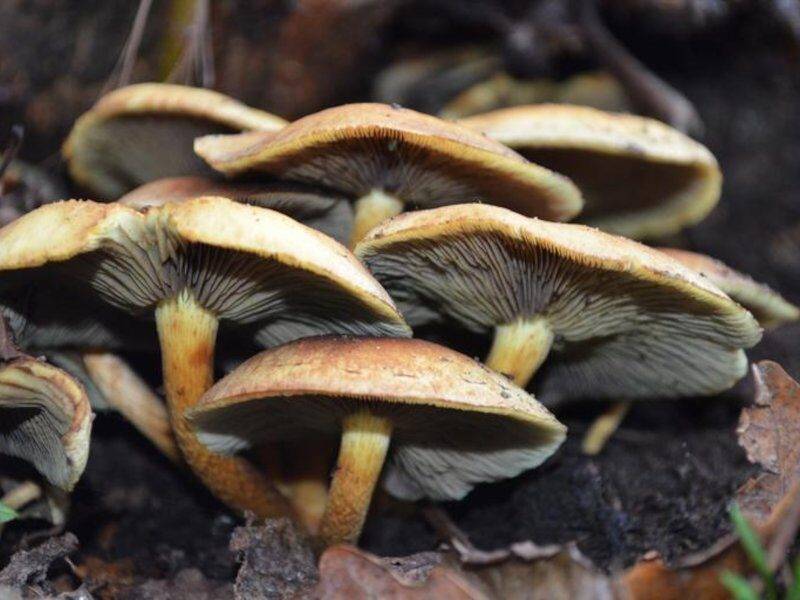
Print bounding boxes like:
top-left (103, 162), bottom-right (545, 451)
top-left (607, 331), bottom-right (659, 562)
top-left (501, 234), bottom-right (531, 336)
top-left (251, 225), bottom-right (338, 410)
top-left (0, 197), bottom-right (410, 518)
top-left (194, 103), bottom-right (583, 247)
top-left (356, 203), bottom-right (761, 399)
top-left (63, 83), bottom-right (287, 199)
top-left (439, 71), bottom-right (630, 119)
top-left (189, 336), bottom-right (566, 545)
top-left (118, 176), bottom-right (353, 245)
top-left (458, 105), bottom-right (721, 239)
top-left (0, 355), bottom-right (91, 492)
top-left (658, 248), bottom-right (800, 329)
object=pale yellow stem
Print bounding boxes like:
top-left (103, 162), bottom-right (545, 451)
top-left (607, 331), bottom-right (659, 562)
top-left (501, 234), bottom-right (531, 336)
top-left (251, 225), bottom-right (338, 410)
top-left (485, 317), bottom-right (554, 387)
top-left (349, 189), bottom-right (405, 249)
top-left (155, 292), bottom-right (293, 518)
top-left (283, 440), bottom-right (333, 535)
top-left (1, 481), bottom-right (41, 511)
top-left (582, 401), bottom-right (632, 455)
top-left (0, 481), bottom-right (42, 536)
top-left (82, 352), bottom-right (181, 463)
top-left (318, 411), bottom-right (392, 546)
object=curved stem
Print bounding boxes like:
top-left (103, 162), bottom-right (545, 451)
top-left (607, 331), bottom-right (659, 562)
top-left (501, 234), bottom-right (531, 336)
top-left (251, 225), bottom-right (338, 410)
top-left (82, 352), bottom-right (181, 463)
top-left (485, 317), bottom-right (554, 387)
top-left (349, 189), bottom-right (405, 249)
top-left (156, 293), bottom-right (293, 518)
top-left (319, 411), bottom-right (392, 546)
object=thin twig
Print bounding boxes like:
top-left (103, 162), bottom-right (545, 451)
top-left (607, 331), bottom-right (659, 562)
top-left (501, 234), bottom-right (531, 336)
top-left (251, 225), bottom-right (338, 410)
top-left (102, 0), bottom-right (154, 94)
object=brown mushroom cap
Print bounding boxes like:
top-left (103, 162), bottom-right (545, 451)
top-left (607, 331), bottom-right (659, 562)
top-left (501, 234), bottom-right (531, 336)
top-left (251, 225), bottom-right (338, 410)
top-left (459, 105), bottom-right (721, 239)
top-left (190, 336), bottom-right (565, 501)
top-left (194, 102), bottom-right (583, 223)
top-left (64, 83), bottom-right (287, 199)
top-left (0, 197), bottom-right (408, 346)
top-left (0, 357), bottom-right (91, 490)
top-left (356, 204), bottom-right (761, 401)
top-left (658, 248), bottom-right (800, 328)
top-left (118, 176), bottom-right (353, 244)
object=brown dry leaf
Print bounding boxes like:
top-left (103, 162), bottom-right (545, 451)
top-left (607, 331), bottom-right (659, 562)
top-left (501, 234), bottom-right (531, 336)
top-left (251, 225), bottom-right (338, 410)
top-left (736, 361), bottom-right (800, 521)
top-left (0, 532), bottom-right (78, 590)
top-left (308, 545), bottom-right (488, 599)
top-left (453, 545), bottom-right (623, 600)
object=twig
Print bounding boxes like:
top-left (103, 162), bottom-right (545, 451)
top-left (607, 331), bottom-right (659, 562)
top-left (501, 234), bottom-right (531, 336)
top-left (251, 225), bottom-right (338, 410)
top-left (102, 0), bottom-right (154, 94)
top-left (578, 0), bottom-right (704, 135)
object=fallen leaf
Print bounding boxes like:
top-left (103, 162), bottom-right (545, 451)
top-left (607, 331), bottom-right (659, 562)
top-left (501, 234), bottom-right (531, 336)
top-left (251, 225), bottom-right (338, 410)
top-left (0, 532), bottom-right (78, 589)
top-left (454, 545), bottom-right (623, 600)
top-left (309, 545), bottom-right (488, 599)
top-left (736, 361), bottom-right (800, 521)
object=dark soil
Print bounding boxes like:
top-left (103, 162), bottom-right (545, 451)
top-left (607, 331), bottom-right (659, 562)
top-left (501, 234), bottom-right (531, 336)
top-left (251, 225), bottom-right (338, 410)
top-left (0, 4), bottom-right (798, 591)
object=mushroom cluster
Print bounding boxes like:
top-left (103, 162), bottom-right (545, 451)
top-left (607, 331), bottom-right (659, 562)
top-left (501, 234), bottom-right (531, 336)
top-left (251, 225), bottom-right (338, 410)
top-left (0, 82), bottom-right (794, 547)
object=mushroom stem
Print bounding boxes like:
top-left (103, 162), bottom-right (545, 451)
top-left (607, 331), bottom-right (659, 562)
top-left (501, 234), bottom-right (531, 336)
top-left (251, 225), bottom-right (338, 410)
top-left (350, 189), bottom-right (405, 248)
top-left (82, 352), bottom-right (181, 463)
top-left (319, 410), bottom-right (393, 545)
top-left (155, 292), bottom-right (292, 518)
top-left (485, 317), bottom-right (554, 387)
top-left (1, 480), bottom-right (42, 512)
top-left (581, 401), bottom-right (632, 455)
top-left (283, 440), bottom-right (332, 534)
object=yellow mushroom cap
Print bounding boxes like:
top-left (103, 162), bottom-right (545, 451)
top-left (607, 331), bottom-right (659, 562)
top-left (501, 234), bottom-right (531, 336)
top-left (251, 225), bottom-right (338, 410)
top-left (195, 102), bottom-right (583, 222)
top-left (0, 357), bottom-right (91, 490)
top-left (356, 203), bottom-right (761, 401)
top-left (658, 248), bottom-right (800, 329)
top-left (63, 83), bottom-right (287, 199)
top-left (459, 104), bottom-right (721, 239)
top-left (189, 336), bottom-right (566, 501)
top-left (0, 197), bottom-right (409, 348)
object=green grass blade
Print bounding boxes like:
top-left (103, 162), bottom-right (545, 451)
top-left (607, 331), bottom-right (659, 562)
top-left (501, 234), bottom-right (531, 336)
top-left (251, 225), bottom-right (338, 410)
top-left (729, 503), bottom-right (778, 600)
top-left (720, 570), bottom-right (760, 600)
top-left (0, 502), bottom-right (18, 524)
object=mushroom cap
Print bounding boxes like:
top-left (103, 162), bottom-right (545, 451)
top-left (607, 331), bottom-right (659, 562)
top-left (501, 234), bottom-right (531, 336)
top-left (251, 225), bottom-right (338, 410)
top-left (0, 197), bottom-right (409, 348)
top-left (64, 83), bottom-right (287, 199)
top-left (118, 176), bottom-right (353, 244)
top-left (194, 103), bottom-right (583, 222)
top-left (658, 248), bottom-right (800, 329)
top-left (459, 105), bottom-right (721, 239)
top-left (0, 357), bottom-right (91, 490)
top-left (356, 204), bottom-right (762, 401)
top-left (189, 336), bottom-right (566, 502)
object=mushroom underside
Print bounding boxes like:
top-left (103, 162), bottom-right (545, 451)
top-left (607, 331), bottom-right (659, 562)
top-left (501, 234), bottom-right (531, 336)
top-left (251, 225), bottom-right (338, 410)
top-left (519, 148), bottom-right (706, 222)
top-left (0, 280), bottom-right (157, 352)
top-left (240, 135), bottom-right (569, 216)
top-left (0, 362), bottom-right (87, 490)
top-left (192, 395), bottom-right (563, 502)
top-left (362, 232), bottom-right (757, 399)
top-left (11, 232), bottom-right (407, 346)
top-left (75, 116), bottom-right (234, 198)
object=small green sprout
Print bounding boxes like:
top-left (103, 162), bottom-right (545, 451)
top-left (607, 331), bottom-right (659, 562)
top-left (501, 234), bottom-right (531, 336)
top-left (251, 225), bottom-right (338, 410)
top-left (720, 503), bottom-right (800, 600)
top-left (0, 501), bottom-right (19, 524)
